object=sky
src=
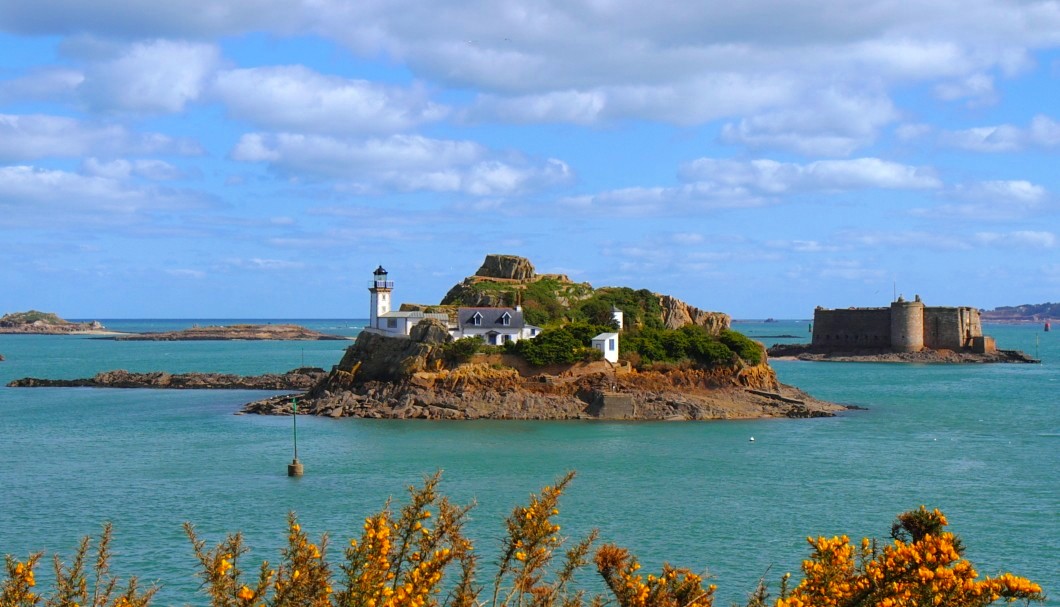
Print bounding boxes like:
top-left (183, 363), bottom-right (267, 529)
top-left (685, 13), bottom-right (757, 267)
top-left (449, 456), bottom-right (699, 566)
top-left (1, 1), bottom-right (1059, 320)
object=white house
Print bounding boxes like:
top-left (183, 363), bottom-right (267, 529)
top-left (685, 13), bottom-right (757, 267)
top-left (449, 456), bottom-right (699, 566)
top-left (453, 307), bottom-right (541, 345)
top-left (591, 306), bottom-right (624, 363)
top-left (365, 266), bottom-right (448, 337)
top-left (592, 332), bottom-right (620, 363)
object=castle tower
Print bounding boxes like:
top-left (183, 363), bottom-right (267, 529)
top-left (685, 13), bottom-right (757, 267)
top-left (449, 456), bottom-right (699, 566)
top-left (890, 295), bottom-right (925, 353)
top-left (611, 305), bottom-right (624, 330)
top-left (368, 265), bottom-right (393, 330)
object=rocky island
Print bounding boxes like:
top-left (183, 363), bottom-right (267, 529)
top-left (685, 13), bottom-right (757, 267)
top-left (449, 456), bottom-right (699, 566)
top-left (9, 368), bottom-right (326, 390)
top-left (0, 310), bottom-right (107, 334)
top-left (242, 254), bottom-right (847, 420)
top-left (108, 324), bottom-right (347, 341)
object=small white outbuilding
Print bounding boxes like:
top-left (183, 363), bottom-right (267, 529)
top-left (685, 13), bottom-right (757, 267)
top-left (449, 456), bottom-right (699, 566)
top-left (592, 332), bottom-right (620, 363)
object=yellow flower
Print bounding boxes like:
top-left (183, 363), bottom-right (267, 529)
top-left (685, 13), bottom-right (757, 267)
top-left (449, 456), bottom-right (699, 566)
top-left (237, 585), bottom-right (254, 601)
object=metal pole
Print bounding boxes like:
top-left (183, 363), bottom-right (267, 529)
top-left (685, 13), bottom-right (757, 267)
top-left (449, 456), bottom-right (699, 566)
top-left (288, 397), bottom-right (303, 476)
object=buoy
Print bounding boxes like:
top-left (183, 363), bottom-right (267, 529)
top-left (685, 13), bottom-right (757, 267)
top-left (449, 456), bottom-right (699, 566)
top-left (288, 459), bottom-right (304, 477)
top-left (749, 436), bottom-right (755, 442)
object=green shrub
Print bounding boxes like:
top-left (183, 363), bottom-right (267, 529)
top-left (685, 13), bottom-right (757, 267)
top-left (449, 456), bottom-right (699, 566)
top-left (439, 337), bottom-right (482, 365)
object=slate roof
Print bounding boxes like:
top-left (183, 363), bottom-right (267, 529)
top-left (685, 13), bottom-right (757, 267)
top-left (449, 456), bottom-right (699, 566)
top-left (457, 307), bottom-right (525, 330)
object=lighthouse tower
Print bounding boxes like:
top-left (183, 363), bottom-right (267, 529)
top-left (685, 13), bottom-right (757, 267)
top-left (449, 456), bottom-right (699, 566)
top-left (611, 305), bottom-right (624, 330)
top-left (368, 265), bottom-right (393, 330)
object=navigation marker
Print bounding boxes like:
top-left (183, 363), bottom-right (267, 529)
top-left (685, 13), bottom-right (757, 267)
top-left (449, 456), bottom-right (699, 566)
top-left (288, 396), bottom-right (304, 477)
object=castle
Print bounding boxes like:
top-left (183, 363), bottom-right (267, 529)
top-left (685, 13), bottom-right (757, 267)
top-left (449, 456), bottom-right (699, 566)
top-left (811, 295), bottom-right (996, 354)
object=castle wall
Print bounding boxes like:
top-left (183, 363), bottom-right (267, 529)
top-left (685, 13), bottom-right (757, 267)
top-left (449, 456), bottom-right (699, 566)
top-left (890, 300), bottom-right (925, 352)
top-left (813, 301), bottom-right (987, 353)
top-left (812, 308), bottom-right (891, 349)
top-left (923, 307), bottom-right (982, 350)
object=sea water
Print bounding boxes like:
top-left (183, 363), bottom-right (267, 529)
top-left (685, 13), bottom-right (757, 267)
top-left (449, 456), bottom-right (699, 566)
top-left (0, 320), bottom-right (1056, 606)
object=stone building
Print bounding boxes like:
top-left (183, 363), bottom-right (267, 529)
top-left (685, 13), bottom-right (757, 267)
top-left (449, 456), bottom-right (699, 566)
top-left (811, 295), bottom-right (996, 354)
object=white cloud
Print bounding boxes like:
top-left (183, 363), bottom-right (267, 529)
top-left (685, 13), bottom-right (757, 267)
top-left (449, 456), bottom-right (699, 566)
top-left (0, 68), bottom-right (84, 103)
top-left (0, 165), bottom-right (208, 227)
top-left (212, 66), bottom-right (447, 134)
top-left (973, 231), bottom-right (1056, 248)
top-left (938, 114), bottom-right (1060, 152)
top-left (933, 73), bottom-right (997, 106)
top-left (837, 230), bottom-right (972, 251)
top-left (0, 1), bottom-right (299, 37)
top-left (766, 240), bottom-right (840, 253)
top-left (231, 133), bottom-right (572, 195)
top-left (818, 259), bottom-right (889, 282)
top-left (222, 258), bottom-right (306, 271)
top-left (559, 183), bottom-right (768, 216)
top-left (914, 179), bottom-right (1049, 220)
top-left (0, 114), bottom-right (200, 161)
top-left (78, 40), bottom-right (220, 113)
top-left (83, 158), bottom-right (185, 180)
top-left (679, 157), bottom-right (941, 193)
top-left (166, 268), bottom-right (206, 279)
top-left (719, 89), bottom-right (898, 156)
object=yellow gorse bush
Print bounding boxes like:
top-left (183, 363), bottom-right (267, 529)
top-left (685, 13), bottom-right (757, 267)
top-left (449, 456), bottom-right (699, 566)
top-left (1, 523), bottom-right (157, 607)
top-left (775, 507), bottom-right (1044, 607)
top-left (2, 479), bottom-right (1045, 607)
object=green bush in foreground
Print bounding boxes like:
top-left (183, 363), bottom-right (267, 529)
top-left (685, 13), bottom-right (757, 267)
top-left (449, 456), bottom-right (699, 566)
top-left (1, 473), bottom-right (1044, 607)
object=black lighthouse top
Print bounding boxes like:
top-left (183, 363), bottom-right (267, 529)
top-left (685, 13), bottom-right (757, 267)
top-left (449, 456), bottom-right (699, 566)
top-left (370, 265), bottom-right (393, 289)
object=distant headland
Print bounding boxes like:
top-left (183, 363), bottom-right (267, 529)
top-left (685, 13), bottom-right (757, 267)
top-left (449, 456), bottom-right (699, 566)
top-left (981, 302), bottom-right (1058, 324)
top-left (768, 295), bottom-right (1037, 363)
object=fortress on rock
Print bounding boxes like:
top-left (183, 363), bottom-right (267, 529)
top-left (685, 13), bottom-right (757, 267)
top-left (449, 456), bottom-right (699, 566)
top-left (811, 295), bottom-right (996, 354)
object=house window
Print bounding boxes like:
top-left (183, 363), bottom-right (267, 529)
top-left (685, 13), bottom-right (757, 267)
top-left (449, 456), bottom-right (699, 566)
top-left (609, 338), bottom-right (616, 351)
top-left (387, 318), bottom-right (398, 329)
top-left (472, 312), bottom-right (482, 326)
top-left (500, 312), bottom-right (511, 326)
top-left (503, 334), bottom-right (512, 343)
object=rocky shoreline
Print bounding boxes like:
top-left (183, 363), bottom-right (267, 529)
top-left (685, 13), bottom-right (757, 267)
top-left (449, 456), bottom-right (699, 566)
top-left (8, 368), bottom-right (327, 390)
top-left (239, 372), bottom-right (847, 421)
top-left (766, 344), bottom-right (1039, 363)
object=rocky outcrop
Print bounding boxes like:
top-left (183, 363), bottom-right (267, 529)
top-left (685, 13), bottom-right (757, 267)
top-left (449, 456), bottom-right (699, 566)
top-left (475, 254), bottom-right (536, 280)
top-left (110, 324), bottom-right (346, 341)
top-left (8, 368), bottom-right (326, 389)
top-left (766, 343), bottom-right (1039, 364)
top-left (0, 311), bottom-right (106, 334)
top-left (324, 319), bottom-right (451, 385)
top-left (659, 295), bottom-right (730, 334)
top-left (241, 322), bottom-right (845, 420)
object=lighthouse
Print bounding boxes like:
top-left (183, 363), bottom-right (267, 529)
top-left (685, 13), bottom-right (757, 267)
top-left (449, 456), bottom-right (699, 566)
top-left (368, 265), bottom-right (393, 330)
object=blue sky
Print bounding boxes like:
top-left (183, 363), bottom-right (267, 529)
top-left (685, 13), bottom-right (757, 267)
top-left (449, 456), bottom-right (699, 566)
top-left (1, 1), bottom-right (1058, 319)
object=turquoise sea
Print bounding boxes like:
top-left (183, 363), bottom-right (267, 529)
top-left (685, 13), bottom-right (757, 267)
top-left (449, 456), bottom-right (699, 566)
top-left (1, 320), bottom-right (1056, 606)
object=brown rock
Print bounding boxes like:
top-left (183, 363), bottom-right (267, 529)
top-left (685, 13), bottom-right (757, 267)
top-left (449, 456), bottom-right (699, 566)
top-left (475, 254), bottom-right (536, 280)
